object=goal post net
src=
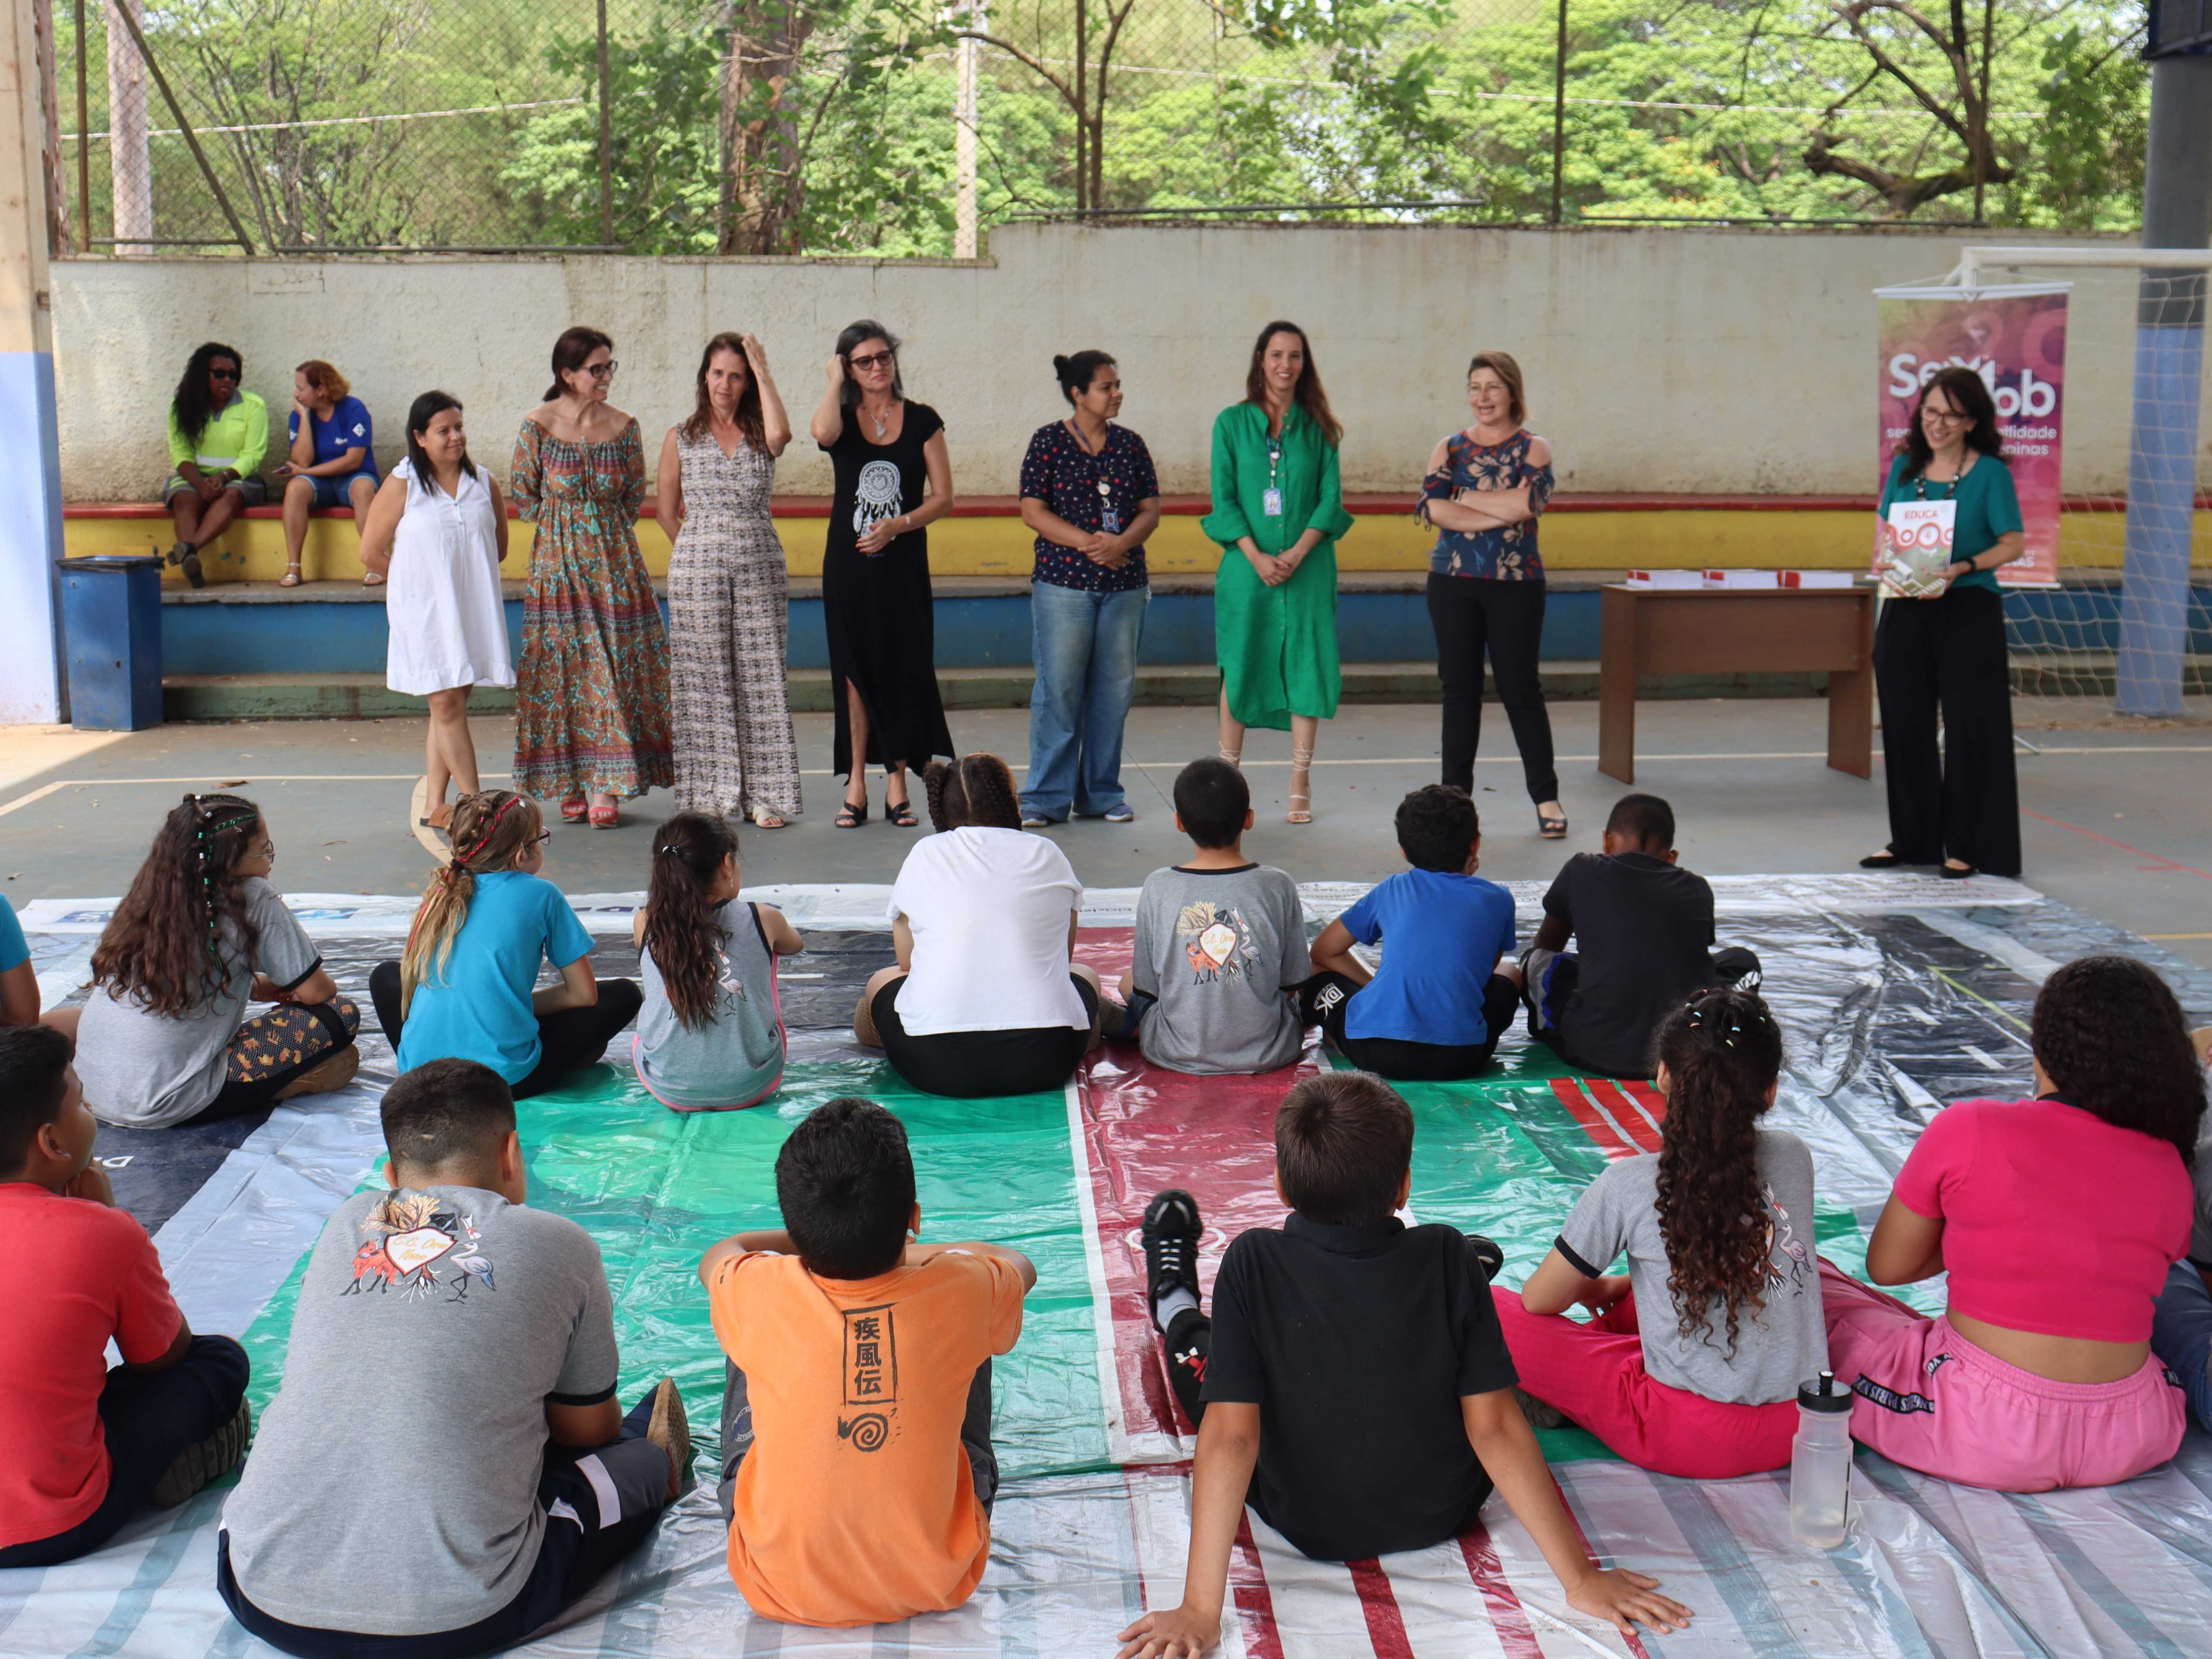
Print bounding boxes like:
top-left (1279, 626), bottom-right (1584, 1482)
top-left (1934, 247), bottom-right (2212, 726)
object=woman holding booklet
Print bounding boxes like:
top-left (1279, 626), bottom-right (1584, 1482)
top-left (1862, 366), bottom-right (2025, 880)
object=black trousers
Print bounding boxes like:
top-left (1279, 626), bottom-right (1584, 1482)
top-left (1427, 573), bottom-right (1558, 804)
top-left (0, 1337), bottom-right (249, 1568)
top-left (1297, 970), bottom-right (1520, 1081)
top-left (1871, 585), bottom-right (2022, 876)
top-left (369, 961), bottom-right (643, 1099)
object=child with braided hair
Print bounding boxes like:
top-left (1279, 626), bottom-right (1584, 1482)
top-left (1493, 987), bottom-right (1827, 1479)
top-left (76, 794), bottom-right (360, 1129)
top-left (855, 753), bottom-right (1105, 1097)
top-left (369, 790), bottom-right (642, 1097)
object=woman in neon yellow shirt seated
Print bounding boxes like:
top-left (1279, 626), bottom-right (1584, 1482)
top-left (163, 341), bottom-right (269, 588)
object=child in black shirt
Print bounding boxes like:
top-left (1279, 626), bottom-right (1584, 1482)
top-left (1118, 1072), bottom-right (1691, 1656)
top-left (1522, 792), bottom-right (1760, 1078)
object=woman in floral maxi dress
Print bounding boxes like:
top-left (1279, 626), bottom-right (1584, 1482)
top-left (510, 326), bottom-right (674, 828)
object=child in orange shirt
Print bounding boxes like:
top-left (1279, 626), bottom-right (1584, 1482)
top-left (698, 1097), bottom-right (1034, 1627)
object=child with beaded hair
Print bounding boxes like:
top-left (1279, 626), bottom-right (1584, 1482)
top-left (369, 789), bottom-right (641, 1096)
top-left (855, 753), bottom-right (1105, 1098)
top-left (77, 794), bottom-right (360, 1130)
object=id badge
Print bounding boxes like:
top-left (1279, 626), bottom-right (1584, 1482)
top-left (1262, 487), bottom-right (1284, 518)
top-left (1102, 508), bottom-right (1122, 533)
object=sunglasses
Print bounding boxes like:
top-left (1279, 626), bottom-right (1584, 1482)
top-left (848, 351), bottom-right (895, 370)
top-left (583, 360), bottom-right (619, 381)
top-left (210, 365), bottom-right (241, 380)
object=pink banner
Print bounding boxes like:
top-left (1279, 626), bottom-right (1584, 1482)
top-left (1875, 284), bottom-right (2069, 587)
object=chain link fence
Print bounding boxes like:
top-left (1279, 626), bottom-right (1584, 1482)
top-left (36, 0), bottom-right (2146, 258)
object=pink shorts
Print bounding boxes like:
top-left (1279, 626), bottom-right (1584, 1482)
top-left (1820, 1261), bottom-right (2185, 1492)
top-left (1492, 1287), bottom-right (1797, 1479)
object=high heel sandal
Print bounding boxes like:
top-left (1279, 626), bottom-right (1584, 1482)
top-left (560, 795), bottom-right (588, 824)
top-left (588, 798), bottom-right (620, 831)
top-left (835, 795), bottom-right (869, 829)
top-left (1218, 742), bottom-right (1243, 770)
top-left (1287, 745), bottom-right (1314, 825)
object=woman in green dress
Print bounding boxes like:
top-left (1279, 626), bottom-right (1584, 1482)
top-left (1201, 320), bottom-right (1355, 824)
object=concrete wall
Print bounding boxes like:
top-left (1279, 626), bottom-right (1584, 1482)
top-left (50, 224), bottom-right (2178, 502)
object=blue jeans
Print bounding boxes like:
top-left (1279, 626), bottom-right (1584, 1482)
top-left (1022, 581), bottom-right (1147, 821)
top-left (2151, 1259), bottom-right (2212, 1432)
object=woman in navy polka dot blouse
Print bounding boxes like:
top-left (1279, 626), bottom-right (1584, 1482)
top-left (1015, 351), bottom-right (1163, 826)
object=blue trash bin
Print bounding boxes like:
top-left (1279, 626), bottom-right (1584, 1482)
top-left (58, 555), bottom-right (164, 731)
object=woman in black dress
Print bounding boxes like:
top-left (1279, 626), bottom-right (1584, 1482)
top-left (807, 320), bottom-right (957, 827)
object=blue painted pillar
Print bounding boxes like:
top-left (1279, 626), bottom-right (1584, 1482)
top-left (0, 0), bottom-right (66, 724)
top-left (2118, 49), bottom-right (2212, 716)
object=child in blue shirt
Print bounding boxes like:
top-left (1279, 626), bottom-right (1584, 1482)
top-left (1299, 785), bottom-right (1520, 1080)
top-left (367, 790), bottom-right (641, 1096)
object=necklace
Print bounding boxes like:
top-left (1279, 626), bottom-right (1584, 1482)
top-left (867, 399), bottom-right (895, 440)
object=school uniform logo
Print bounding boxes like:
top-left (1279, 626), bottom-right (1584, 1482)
top-left (342, 1189), bottom-right (497, 1303)
top-left (1176, 902), bottom-right (1260, 984)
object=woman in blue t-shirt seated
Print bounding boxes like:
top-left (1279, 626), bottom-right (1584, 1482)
top-left (1298, 784), bottom-right (1522, 1081)
top-left (367, 790), bottom-right (641, 1097)
top-left (272, 360), bottom-right (381, 588)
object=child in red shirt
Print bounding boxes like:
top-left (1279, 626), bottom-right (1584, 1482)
top-left (0, 1026), bottom-right (250, 1566)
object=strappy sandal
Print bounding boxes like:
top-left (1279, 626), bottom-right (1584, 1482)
top-left (360, 570), bottom-right (386, 587)
top-left (1218, 742), bottom-right (1243, 770)
top-left (835, 796), bottom-right (869, 829)
top-left (589, 799), bottom-right (620, 831)
top-left (560, 795), bottom-right (589, 824)
top-left (886, 796), bottom-right (919, 828)
top-left (278, 561), bottom-right (302, 588)
top-left (1537, 803), bottom-right (1568, 839)
top-left (1287, 745), bottom-right (1314, 825)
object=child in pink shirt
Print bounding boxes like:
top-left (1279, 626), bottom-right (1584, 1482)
top-left (1823, 954), bottom-right (2200, 1492)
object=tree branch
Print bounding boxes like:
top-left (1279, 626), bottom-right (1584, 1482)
top-left (958, 28), bottom-right (1079, 114)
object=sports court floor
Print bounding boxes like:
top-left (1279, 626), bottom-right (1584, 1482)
top-left (1, 699), bottom-right (2210, 1657)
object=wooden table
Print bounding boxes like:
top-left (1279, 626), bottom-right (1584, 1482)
top-left (1598, 584), bottom-right (1876, 784)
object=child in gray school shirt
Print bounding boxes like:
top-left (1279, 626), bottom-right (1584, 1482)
top-left (1113, 760), bottom-right (1310, 1075)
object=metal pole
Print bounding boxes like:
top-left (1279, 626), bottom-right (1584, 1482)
top-left (1549, 0), bottom-right (1566, 224)
top-left (0, 0), bottom-right (69, 719)
top-left (596, 0), bottom-right (612, 247)
top-left (71, 0), bottom-right (84, 252)
top-left (1971, 0), bottom-right (1990, 224)
top-left (104, 0), bottom-right (250, 252)
top-left (2117, 45), bottom-right (2212, 716)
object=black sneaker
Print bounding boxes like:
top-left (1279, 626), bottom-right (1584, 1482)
top-left (1466, 1233), bottom-right (1504, 1285)
top-left (149, 1396), bottom-right (251, 1509)
top-left (1141, 1189), bottom-right (1203, 1333)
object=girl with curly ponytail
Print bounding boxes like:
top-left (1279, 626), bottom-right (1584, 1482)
top-left (77, 795), bottom-right (361, 1129)
top-left (1495, 988), bottom-right (1828, 1479)
top-left (631, 811), bottom-right (804, 1110)
top-left (1825, 953), bottom-right (2202, 1492)
top-left (366, 790), bottom-right (644, 1098)
top-left (855, 753), bottom-right (1105, 1098)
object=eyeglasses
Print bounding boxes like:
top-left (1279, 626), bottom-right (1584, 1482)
top-left (848, 351), bottom-right (895, 370)
top-left (584, 361), bottom-right (619, 381)
top-left (1922, 406), bottom-right (1968, 423)
top-left (528, 830), bottom-right (553, 847)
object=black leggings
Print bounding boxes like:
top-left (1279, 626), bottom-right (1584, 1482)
top-left (1427, 573), bottom-right (1558, 804)
top-left (1296, 970), bottom-right (1520, 1081)
top-left (369, 961), bottom-right (642, 1098)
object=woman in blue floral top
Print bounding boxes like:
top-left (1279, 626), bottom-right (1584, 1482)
top-left (1418, 350), bottom-right (1567, 838)
top-left (1015, 350), bottom-right (1162, 825)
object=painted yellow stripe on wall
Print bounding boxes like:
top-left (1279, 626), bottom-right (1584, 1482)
top-left (65, 508), bottom-right (2181, 584)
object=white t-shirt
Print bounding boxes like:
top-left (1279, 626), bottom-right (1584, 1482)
top-left (889, 827), bottom-right (1087, 1035)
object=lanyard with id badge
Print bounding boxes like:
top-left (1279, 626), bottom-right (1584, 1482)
top-left (1880, 472), bottom-right (1958, 599)
top-left (1262, 433), bottom-right (1285, 522)
top-left (1069, 421), bottom-right (1122, 533)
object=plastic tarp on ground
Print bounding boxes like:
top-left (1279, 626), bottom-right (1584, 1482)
top-left (5, 875), bottom-right (2212, 1658)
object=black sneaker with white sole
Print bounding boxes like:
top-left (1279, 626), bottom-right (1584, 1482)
top-left (1141, 1188), bottom-right (1203, 1333)
top-left (1466, 1233), bottom-right (1504, 1285)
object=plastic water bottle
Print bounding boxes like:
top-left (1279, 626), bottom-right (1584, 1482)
top-left (1789, 1370), bottom-right (1854, 1549)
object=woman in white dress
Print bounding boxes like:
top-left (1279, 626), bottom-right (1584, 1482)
top-left (360, 391), bottom-right (513, 830)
